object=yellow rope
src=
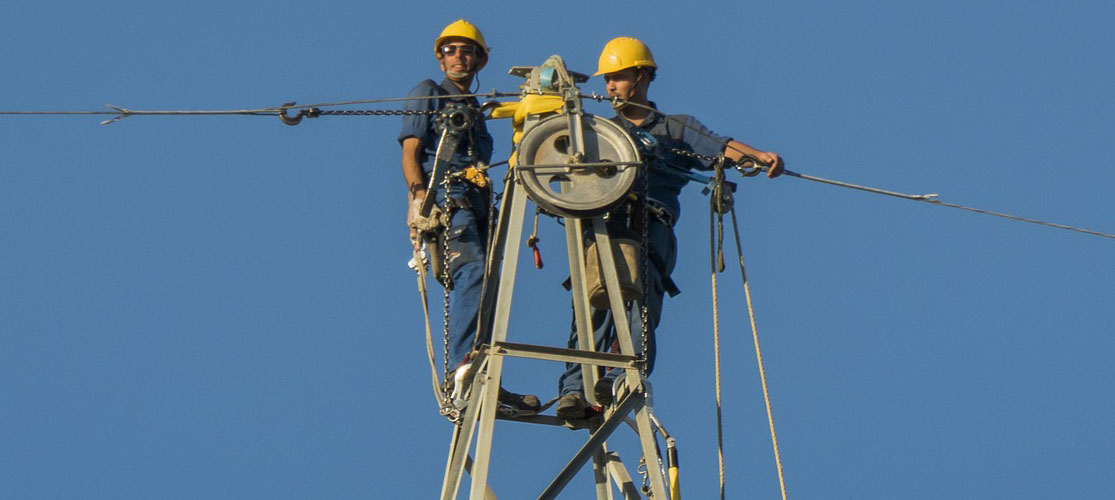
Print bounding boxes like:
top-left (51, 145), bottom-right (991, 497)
top-left (708, 195), bottom-right (728, 500)
top-left (730, 208), bottom-right (789, 500)
top-left (711, 270), bottom-right (726, 500)
top-left (413, 246), bottom-right (446, 409)
top-left (743, 274), bottom-right (788, 500)
top-left (709, 152), bottom-right (789, 499)
top-left (708, 163), bottom-right (730, 500)
top-left (709, 273), bottom-right (726, 500)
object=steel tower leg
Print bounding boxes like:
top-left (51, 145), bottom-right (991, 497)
top-left (467, 181), bottom-right (529, 500)
top-left (589, 218), bottom-right (669, 500)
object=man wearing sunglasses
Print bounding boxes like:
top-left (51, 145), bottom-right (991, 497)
top-left (555, 37), bottom-right (785, 419)
top-left (399, 20), bottom-right (540, 414)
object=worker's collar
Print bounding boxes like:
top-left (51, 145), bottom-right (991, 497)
top-left (614, 100), bottom-right (663, 128)
top-left (440, 78), bottom-right (474, 98)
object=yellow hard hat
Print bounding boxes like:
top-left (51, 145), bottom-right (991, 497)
top-left (595, 37), bottom-right (657, 76)
top-left (434, 19), bottom-right (489, 55)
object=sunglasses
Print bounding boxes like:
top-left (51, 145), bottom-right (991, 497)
top-left (440, 44), bottom-right (480, 57)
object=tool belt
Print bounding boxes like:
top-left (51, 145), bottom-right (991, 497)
top-left (644, 198), bottom-right (675, 227)
top-left (560, 193), bottom-right (681, 300)
top-left (415, 177), bottom-right (490, 287)
top-left (626, 193), bottom-right (676, 237)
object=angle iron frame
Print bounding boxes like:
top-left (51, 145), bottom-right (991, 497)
top-left (439, 56), bottom-right (671, 500)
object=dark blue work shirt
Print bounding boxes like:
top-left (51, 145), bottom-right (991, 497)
top-left (610, 104), bottom-right (731, 222)
top-left (398, 78), bottom-right (494, 175)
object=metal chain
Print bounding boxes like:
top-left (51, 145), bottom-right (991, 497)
top-left (668, 146), bottom-right (763, 177)
top-left (639, 162), bottom-right (651, 377)
top-left (441, 197), bottom-right (453, 405)
top-left (669, 147), bottom-right (718, 163)
top-left (317, 108), bottom-right (443, 116)
top-left (278, 106), bottom-right (445, 125)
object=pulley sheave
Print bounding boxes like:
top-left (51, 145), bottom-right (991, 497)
top-left (515, 114), bottom-right (641, 217)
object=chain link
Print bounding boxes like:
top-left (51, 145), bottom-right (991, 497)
top-left (668, 146), bottom-right (764, 177)
top-left (441, 196), bottom-right (453, 406)
top-left (317, 108), bottom-right (443, 116)
top-left (279, 107), bottom-right (445, 124)
top-left (639, 163), bottom-right (651, 377)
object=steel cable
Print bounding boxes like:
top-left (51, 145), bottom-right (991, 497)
top-left (580, 94), bottom-right (1115, 241)
top-left (0, 91), bottom-right (530, 125)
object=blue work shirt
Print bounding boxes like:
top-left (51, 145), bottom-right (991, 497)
top-left (610, 103), bottom-right (730, 222)
top-left (398, 78), bottom-right (494, 175)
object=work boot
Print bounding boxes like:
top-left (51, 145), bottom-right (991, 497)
top-left (594, 375), bottom-right (617, 407)
top-left (498, 388), bottom-right (541, 413)
top-left (446, 363), bottom-right (540, 414)
top-left (555, 392), bottom-right (587, 420)
top-left (448, 364), bottom-right (472, 410)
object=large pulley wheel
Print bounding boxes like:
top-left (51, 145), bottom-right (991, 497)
top-left (515, 114), bottom-right (641, 218)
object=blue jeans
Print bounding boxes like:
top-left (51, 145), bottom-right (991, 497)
top-left (558, 218), bottom-right (677, 396)
top-left (433, 182), bottom-right (492, 371)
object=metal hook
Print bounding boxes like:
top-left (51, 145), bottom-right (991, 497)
top-left (277, 102), bottom-right (301, 126)
top-left (479, 100), bottom-right (501, 119)
top-left (277, 102), bottom-right (320, 126)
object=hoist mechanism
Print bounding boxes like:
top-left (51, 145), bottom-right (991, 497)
top-left (438, 55), bottom-right (676, 500)
top-left (420, 102), bottom-right (479, 218)
top-left (510, 57), bottom-right (641, 218)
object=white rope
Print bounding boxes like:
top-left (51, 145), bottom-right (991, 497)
top-left (413, 246), bottom-right (446, 409)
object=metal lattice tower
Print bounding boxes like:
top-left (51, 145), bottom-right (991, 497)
top-left (439, 56), bottom-right (673, 500)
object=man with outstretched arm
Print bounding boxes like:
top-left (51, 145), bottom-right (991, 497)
top-left (556, 36), bottom-right (784, 419)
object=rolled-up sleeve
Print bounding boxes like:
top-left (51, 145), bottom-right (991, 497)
top-left (676, 115), bottom-right (731, 170)
top-left (398, 80), bottom-right (438, 145)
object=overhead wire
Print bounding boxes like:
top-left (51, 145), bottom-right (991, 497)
top-left (8, 79), bottom-right (1110, 500)
top-left (0, 91), bottom-right (528, 125)
top-left (3, 105), bottom-right (285, 125)
top-left (776, 170), bottom-right (1115, 239)
top-left (6, 90), bottom-right (1112, 240)
top-left (581, 93), bottom-right (1115, 241)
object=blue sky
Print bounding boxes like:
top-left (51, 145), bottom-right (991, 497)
top-left (3, 1), bottom-right (1113, 499)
